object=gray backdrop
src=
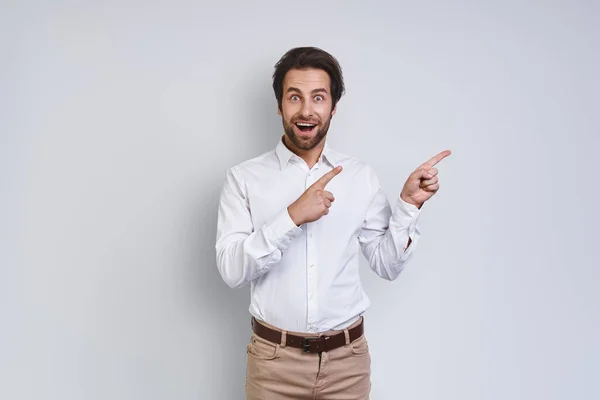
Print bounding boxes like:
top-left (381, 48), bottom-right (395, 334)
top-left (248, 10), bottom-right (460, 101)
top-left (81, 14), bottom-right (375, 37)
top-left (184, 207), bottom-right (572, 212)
top-left (2, 0), bottom-right (599, 399)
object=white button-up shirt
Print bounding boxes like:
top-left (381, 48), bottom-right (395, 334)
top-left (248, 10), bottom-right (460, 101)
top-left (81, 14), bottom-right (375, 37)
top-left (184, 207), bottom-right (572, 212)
top-left (215, 138), bottom-right (421, 333)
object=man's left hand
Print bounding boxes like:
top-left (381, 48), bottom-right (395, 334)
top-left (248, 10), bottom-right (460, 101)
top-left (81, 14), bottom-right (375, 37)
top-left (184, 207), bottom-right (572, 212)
top-left (400, 150), bottom-right (452, 209)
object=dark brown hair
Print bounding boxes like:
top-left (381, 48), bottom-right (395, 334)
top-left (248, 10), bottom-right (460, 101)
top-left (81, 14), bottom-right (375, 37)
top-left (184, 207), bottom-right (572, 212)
top-left (272, 47), bottom-right (345, 111)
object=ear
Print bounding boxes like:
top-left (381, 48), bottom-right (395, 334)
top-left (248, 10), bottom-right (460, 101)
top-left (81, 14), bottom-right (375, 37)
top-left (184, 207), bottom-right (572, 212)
top-left (277, 105), bottom-right (282, 116)
top-left (331, 103), bottom-right (337, 117)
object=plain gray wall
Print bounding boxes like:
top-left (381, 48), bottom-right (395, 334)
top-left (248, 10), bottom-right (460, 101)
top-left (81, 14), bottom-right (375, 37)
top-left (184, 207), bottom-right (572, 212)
top-left (2, 0), bottom-right (599, 399)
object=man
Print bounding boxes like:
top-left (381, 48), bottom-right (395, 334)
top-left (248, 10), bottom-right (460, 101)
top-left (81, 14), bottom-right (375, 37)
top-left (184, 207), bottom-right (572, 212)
top-left (215, 47), bottom-right (450, 399)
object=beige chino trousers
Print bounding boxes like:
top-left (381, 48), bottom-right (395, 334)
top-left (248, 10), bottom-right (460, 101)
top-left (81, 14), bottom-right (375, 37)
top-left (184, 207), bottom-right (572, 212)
top-left (245, 317), bottom-right (371, 399)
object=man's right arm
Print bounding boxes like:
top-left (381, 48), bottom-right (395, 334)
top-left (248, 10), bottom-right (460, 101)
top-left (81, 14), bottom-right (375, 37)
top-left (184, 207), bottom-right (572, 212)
top-left (215, 167), bottom-right (302, 288)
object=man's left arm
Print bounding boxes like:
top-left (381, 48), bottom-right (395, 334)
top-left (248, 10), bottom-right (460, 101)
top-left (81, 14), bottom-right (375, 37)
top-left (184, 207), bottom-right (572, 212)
top-left (358, 150), bottom-right (451, 280)
top-left (358, 186), bottom-right (421, 281)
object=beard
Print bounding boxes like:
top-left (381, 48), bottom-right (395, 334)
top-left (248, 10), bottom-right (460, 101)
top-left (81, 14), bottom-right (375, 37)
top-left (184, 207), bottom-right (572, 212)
top-left (282, 114), bottom-right (332, 151)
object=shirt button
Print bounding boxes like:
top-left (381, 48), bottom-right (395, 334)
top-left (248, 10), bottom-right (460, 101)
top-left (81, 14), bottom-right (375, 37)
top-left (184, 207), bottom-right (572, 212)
top-left (309, 232), bottom-right (313, 238)
top-left (310, 264), bottom-right (315, 268)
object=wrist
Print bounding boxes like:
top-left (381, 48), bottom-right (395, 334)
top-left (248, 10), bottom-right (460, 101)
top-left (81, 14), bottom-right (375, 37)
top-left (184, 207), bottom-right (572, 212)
top-left (287, 205), bottom-right (303, 226)
top-left (400, 193), bottom-right (422, 209)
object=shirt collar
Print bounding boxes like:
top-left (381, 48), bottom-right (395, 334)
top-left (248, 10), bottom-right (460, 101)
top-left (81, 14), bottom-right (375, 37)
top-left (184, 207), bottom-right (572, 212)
top-left (321, 142), bottom-right (338, 167)
top-left (275, 136), bottom-right (295, 170)
top-left (275, 136), bottom-right (338, 170)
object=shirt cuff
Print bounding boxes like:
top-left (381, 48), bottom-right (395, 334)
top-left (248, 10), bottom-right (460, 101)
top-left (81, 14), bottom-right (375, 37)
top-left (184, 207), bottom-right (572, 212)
top-left (398, 196), bottom-right (420, 217)
top-left (263, 208), bottom-right (303, 250)
top-left (391, 196), bottom-right (421, 236)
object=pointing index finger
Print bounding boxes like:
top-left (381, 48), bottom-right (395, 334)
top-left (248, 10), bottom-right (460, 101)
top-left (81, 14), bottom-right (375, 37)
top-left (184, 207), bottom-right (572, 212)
top-left (312, 166), bottom-right (343, 189)
top-left (421, 150), bottom-right (452, 168)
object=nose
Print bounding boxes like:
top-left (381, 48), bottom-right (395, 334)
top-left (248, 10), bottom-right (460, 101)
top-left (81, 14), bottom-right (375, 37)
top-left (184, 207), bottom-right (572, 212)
top-left (301, 100), bottom-right (313, 118)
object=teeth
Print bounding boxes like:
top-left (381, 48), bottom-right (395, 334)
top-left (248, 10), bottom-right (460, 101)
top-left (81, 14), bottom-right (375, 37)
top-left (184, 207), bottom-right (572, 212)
top-left (297, 123), bottom-right (315, 127)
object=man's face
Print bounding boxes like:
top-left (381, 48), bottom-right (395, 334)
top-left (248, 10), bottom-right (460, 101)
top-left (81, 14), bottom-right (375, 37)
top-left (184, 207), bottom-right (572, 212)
top-left (278, 68), bottom-right (336, 151)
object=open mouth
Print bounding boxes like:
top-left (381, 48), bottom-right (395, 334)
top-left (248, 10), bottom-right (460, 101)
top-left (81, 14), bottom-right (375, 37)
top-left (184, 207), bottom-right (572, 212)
top-left (295, 122), bottom-right (317, 134)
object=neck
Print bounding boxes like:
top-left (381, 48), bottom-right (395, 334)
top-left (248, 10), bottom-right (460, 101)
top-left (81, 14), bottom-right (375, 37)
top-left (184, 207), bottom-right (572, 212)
top-left (282, 135), bottom-right (326, 169)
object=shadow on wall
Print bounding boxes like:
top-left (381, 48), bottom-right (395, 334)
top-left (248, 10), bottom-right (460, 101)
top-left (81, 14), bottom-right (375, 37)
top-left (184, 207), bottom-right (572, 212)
top-left (185, 67), bottom-right (283, 397)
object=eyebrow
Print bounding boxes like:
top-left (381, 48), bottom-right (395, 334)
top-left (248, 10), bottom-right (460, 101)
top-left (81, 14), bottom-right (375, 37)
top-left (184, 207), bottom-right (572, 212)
top-left (286, 87), bottom-right (329, 95)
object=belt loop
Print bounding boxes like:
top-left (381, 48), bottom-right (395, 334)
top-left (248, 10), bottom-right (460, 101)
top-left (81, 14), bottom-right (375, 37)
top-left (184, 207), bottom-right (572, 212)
top-left (280, 330), bottom-right (287, 347)
top-left (343, 328), bottom-right (350, 346)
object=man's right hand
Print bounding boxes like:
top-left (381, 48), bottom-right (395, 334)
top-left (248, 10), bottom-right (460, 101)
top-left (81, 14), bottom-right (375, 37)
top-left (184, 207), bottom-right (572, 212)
top-left (287, 166), bottom-right (343, 226)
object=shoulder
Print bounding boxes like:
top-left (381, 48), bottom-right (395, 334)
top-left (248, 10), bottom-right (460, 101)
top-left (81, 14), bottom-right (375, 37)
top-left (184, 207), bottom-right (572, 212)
top-left (227, 149), bottom-right (279, 179)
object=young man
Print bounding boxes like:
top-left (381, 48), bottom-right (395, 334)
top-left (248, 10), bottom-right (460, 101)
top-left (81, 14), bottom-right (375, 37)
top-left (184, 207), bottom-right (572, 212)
top-left (215, 47), bottom-right (450, 399)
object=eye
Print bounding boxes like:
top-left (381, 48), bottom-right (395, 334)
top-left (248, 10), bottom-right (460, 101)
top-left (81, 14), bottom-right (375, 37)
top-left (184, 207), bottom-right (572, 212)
top-left (314, 95), bottom-right (324, 101)
top-left (291, 95), bottom-right (300, 101)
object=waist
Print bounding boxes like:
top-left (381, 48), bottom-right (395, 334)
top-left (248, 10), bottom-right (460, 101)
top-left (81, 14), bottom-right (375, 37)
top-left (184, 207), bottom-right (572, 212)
top-left (251, 316), bottom-right (365, 353)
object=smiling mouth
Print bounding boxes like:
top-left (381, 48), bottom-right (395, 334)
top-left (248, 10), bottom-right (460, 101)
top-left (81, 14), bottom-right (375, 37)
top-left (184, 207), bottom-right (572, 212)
top-left (295, 122), bottom-right (317, 133)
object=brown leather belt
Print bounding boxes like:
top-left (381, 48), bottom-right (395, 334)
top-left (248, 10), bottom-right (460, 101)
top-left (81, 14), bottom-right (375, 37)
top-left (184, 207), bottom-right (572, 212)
top-left (251, 317), bottom-right (364, 353)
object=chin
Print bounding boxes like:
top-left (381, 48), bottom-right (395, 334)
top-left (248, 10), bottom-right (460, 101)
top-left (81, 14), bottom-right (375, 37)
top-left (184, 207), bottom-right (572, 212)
top-left (283, 119), bottom-right (329, 151)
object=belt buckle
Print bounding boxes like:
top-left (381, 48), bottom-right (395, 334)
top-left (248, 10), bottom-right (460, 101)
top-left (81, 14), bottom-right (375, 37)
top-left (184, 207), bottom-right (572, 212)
top-left (302, 337), bottom-right (319, 353)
